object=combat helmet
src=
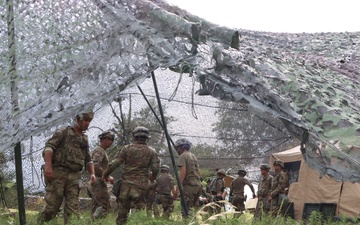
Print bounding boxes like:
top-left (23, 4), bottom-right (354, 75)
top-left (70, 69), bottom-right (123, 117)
top-left (238, 168), bottom-right (247, 176)
top-left (132, 126), bottom-right (150, 138)
top-left (98, 131), bottom-right (115, 141)
top-left (273, 160), bottom-right (284, 168)
top-left (217, 169), bottom-right (226, 176)
top-left (174, 138), bottom-right (192, 148)
top-left (260, 164), bottom-right (270, 171)
top-left (160, 165), bottom-right (170, 171)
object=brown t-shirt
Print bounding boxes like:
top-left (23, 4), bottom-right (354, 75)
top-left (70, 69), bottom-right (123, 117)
top-left (156, 173), bottom-right (174, 195)
top-left (230, 176), bottom-right (253, 195)
top-left (178, 151), bottom-right (201, 185)
top-left (92, 145), bottom-right (109, 177)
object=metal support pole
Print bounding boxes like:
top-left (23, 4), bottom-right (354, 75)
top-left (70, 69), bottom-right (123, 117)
top-left (148, 72), bottom-right (189, 216)
top-left (7, 0), bottom-right (26, 224)
top-left (15, 142), bottom-right (26, 225)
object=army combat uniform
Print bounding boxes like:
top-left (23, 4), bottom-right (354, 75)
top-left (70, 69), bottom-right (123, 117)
top-left (255, 173), bottom-right (273, 218)
top-left (146, 180), bottom-right (159, 218)
top-left (270, 170), bottom-right (288, 216)
top-left (91, 145), bottom-right (110, 219)
top-left (208, 170), bottom-right (226, 214)
top-left (229, 170), bottom-right (255, 215)
top-left (156, 168), bottom-right (175, 218)
top-left (178, 150), bottom-right (202, 214)
top-left (103, 136), bottom-right (159, 225)
top-left (38, 126), bottom-right (92, 224)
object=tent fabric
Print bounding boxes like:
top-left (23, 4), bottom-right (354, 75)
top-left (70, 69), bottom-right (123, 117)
top-left (270, 146), bottom-right (360, 220)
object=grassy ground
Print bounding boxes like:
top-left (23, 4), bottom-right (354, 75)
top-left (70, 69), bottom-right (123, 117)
top-left (1, 202), bottom-right (358, 225)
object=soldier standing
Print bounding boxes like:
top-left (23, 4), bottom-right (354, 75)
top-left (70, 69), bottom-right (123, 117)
top-left (229, 169), bottom-right (256, 216)
top-left (90, 131), bottom-right (115, 219)
top-left (102, 126), bottom-right (160, 225)
top-left (209, 169), bottom-right (226, 214)
top-left (269, 160), bottom-right (288, 217)
top-left (173, 138), bottom-right (202, 216)
top-left (156, 165), bottom-right (175, 219)
top-left (38, 112), bottom-right (96, 224)
top-left (254, 164), bottom-right (273, 218)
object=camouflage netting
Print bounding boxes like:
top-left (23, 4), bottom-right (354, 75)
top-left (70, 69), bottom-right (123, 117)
top-left (0, 0), bottom-right (359, 181)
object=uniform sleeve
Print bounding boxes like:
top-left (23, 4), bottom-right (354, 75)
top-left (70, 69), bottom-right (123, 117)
top-left (215, 179), bottom-right (223, 194)
top-left (83, 136), bottom-right (92, 165)
top-left (229, 181), bottom-right (233, 196)
top-left (270, 173), bottom-right (287, 198)
top-left (103, 146), bottom-right (125, 178)
top-left (170, 176), bottom-right (174, 190)
top-left (92, 147), bottom-right (105, 175)
top-left (150, 150), bottom-right (160, 178)
top-left (44, 129), bottom-right (64, 154)
top-left (178, 154), bottom-right (186, 167)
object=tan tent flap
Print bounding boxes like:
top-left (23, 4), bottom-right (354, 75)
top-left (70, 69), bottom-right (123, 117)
top-left (338, 182), bottom-right (360, 217)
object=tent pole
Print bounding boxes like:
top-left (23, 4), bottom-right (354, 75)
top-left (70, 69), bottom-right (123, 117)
top-left (7, 0), bottom-right (26, 224)
top-left (148, 72), bottom-right (189, 216)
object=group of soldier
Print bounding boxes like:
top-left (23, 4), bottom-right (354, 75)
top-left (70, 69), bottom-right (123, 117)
top-left (36, 111), bottom-right (289, 225)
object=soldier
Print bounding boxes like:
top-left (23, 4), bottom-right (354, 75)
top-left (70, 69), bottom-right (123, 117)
top-left (173, 138), bottom-right (202, 216)
top-left (146, 171), bottom-right (159, 218)
top-left (254, 164), bottom-right (273, 218)
top-left (38, 112), bottom-right (96, 225)
top-left (155, 165), bottom-right (175, 219)
top-left (269, 160), bottom-right (289, 217)
top-left (229, 169), bottom-right (256, 216)
top-left (209, 169), bottom-right (226, 214)
top-left (102, 126), bottom-right (160, 225)
top-left (90, 131), bottom-right (115, 219)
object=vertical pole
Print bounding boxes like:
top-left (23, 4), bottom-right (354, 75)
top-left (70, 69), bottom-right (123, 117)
top-left (150, 72), bottom-right (189, 216)
top-left (7, 0), bottom-right (26, 224)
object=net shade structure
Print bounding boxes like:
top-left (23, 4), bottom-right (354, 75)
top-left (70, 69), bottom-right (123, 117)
top-left (0, 0), bottom-right (359, 182)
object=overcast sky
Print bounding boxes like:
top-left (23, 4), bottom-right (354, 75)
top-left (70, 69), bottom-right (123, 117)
top-left (166, 0), bottom-right (359, 33)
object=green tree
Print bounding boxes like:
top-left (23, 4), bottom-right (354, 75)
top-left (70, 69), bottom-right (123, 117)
top-left (108, 97), bottom-right (176, 159)
top-left (212, 101), bottom-right (299, 164)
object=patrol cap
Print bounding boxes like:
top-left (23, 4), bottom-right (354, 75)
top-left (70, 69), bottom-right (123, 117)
top-left (133, 126), bottom-right (150, 138)
top-left (160, 165), bottom-right (170, 171)
top-left (260, 164), bottom-right (270, 171)
top-left (217, 169), bottom-right (226, 176)
top-left (273, 160), bottom-right (284, 168)
top-left (98, 131), bottom-right (115, 141)
top-left (174, 138), bottom-right (192, 149)
top-left (238, 168), bottom-right (247, 175)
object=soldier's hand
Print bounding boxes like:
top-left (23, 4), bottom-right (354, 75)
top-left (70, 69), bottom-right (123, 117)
top-left (90, 174), bottom-right (96, 185)
top-left (107, 176), bottom-right (114, 184)
top-left (44, 165), bottom-right (54, 180)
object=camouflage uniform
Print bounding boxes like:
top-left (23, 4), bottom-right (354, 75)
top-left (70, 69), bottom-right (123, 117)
top-left (146, 181), bottom-right (159, 218)
top-left (156, 169), bottom-right (175, 218)
top-left (255, 174), bottom-right (273, 218)
top-left (178, 151), bottom-right (202, 215)
top-left (91, 145), bottom-right (110, 219)
top-left (208, 172), bottom-right (225, 214)
top-left (103, 139), bottom-right (159, 225)
top-left (38, 126), bottom-right (92, 224)
top-left (229, 170), bottom-right (255, 215)
top-left (270, 170), bottom-right (288, 216)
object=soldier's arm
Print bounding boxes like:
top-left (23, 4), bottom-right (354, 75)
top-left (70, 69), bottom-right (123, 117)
top-left (246, 180), bottom-right (256, 197)
top-left (43, 129), bottom-right (64, 179)
top-left (270, 175), bottom-right (285, 198)
top-left (150, 151), bottom-right (160, 180)
top-left (92, 148), bottom-right (105, 176)
top-left (102, 147), bottom-right (125, 179)
top-left (216, 179), bottom-right (223, 195)
top-left (170, 176), bottom-right (175, 196)
top-left (229, 181), bottom-right (233, 196)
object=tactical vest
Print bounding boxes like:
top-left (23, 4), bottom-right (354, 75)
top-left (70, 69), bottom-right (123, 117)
top-left (52, 127), bottom-right (89, 172)
top-left (209, 177), bottom-right (224, 194)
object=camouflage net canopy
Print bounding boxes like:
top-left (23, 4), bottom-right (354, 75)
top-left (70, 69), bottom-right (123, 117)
top-left (0, 0), bottom-right (359, 181)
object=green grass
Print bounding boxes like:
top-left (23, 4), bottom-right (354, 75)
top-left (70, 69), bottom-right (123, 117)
top-left (1, 203), bottom-right (358, 225)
